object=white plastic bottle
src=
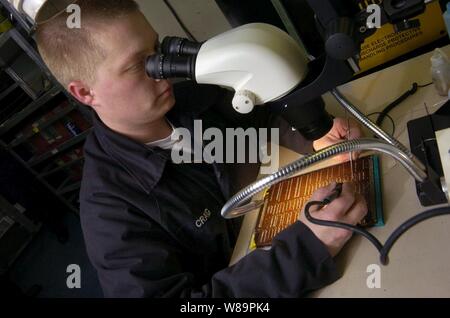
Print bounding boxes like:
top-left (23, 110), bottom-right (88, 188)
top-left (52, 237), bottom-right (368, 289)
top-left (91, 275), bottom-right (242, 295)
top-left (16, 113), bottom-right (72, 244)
top-left (444, 2), bottom-right (450, 40)
top-left (431, 48), bottom-right (450, 96)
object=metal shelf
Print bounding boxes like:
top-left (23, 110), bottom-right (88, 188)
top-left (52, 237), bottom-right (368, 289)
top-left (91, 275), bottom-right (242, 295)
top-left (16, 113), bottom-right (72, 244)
top-left (8, 28), bottom-right (54, 80)
top-left (56, 175), bottom-right (72, 191)
top-left (0, 140), bottom-right (79, 215)
top-left (0, 88), bottom-right (32, 124)
top-left (0, 82), bottom-right (19, 101)
top-left (0, 0), bottom-right (34, 34)
top-left (0, 194), bottom-right (42, 274)
top-left (38, 156), bottom-right (84, 178)
top-left (27, 128), bottom-right (91, 167)
top-left (3, 66), bottom-right (38, 100)
top-left (0, 29), bottom-right (46, 100)
top-left (0, 222), bottom-right (42, 275)
top-left (57, 181), bottom-right (81, 196)
top-left (10, 53), bottom-right (48, 97)
top-left (67, 192), bottom-right (80, 204)
top-left (0, 195), bottom-right (39, 233)
top-left (0, 10), bottom-right (85, 216)
top-left (0, 85), bottom-right (60, 135)
top-left (9, 102), bottom-right (78, 148)
top-left (0, 30), bottom-right (21, 67)
top-left (0, 28), bottom-right (6, 42)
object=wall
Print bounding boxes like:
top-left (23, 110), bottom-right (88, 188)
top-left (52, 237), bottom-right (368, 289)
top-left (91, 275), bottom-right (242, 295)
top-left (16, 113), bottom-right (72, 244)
top-left (135, 0), bottom-right (231, 41)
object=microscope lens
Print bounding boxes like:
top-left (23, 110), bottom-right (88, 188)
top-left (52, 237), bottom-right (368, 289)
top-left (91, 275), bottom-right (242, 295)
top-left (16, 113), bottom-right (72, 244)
top-left (161, 37), bottom-right (203, 56)
top-left (146, 53), bottom-right (196, 80)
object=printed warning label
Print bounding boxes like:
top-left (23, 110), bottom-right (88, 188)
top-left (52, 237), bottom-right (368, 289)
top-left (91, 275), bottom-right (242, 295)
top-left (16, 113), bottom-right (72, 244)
top-left (358, 1), bottom-right (447, 72)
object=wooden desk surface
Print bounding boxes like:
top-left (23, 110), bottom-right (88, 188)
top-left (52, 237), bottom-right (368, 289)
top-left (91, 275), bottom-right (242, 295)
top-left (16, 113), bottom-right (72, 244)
top-left (230, 45), bottom-right (450, 297)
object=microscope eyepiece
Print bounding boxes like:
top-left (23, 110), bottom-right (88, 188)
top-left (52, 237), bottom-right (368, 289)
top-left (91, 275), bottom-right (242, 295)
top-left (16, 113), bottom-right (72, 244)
top-left (146, 53), bottom-right (196, 80)
top-left (146, 36), bottom-right (202, 80)
top-left (161, 36), bottom-right (203, 56)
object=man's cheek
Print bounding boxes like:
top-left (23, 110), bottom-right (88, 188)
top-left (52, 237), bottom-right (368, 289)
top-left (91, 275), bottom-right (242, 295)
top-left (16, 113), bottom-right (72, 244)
top-left (97, 80), bottom-right (124, 99)
top-left (139, 86), bottom-right (159, 106)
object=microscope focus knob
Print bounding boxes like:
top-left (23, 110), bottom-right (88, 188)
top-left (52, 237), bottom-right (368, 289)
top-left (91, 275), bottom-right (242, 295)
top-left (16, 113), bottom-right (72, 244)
top-left (232, 90), bottom-right (256, 114)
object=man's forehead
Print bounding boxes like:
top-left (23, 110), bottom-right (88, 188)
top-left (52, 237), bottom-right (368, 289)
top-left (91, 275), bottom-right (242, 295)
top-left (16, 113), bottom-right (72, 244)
top-left (95, 11), bottom-right (157, 49)
top-left (116, 32), bottom-right (158, 62)
top-left (97, 20), bottom-right (157, 61)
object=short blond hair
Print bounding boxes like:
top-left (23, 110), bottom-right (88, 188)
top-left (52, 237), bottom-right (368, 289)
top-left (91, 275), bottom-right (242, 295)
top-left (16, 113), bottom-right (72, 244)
top-left (36, 0), bottom-right (140, 88)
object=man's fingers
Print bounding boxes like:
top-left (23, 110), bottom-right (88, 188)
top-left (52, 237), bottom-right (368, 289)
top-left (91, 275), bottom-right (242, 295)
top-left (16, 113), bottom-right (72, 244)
top-left (348, 121), bottom-right (363, 139)
top-left (309, 182), bottom-right (338, 202)
top-left (310, 183), bottom-right (355, 221)
top-left (351, 151), bottom-right (361, 160)
top-left (332, 151), bottom-right (362, 164)
top-left (323, 183), bottom-right (356, 218)
top-left (304, 182), bottom-right (338, 215)
top-left (340, 182), bottom-right (356, 197)
top-left (347, 118), bottom-right (363, 139)
top-left (305, 182), bottom-right (362, 220)
top-left (343, 194), bottom-right (368, 225)
top-left (334, 118), bottom-right (363, 139)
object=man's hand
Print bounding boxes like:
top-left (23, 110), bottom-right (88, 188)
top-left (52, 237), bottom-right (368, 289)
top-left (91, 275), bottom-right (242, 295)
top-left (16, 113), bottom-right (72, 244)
top-left (312, 118), bottom-right (363, 164)
top-left (299, 182), bottom-right (367, 257)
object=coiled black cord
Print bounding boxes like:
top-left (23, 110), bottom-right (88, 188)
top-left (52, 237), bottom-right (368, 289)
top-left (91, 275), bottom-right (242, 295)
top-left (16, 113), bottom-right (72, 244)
top-left (304, 184), bottom-right (450, 265)
top-left (375, 82), bottom-right (433, 129)
top-left (379, 207), bottom-right (450, 265)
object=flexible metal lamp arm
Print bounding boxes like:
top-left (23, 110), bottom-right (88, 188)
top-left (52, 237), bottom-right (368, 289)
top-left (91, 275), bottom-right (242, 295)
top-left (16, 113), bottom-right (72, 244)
top-left (221, 138), bottom-right (428, 219)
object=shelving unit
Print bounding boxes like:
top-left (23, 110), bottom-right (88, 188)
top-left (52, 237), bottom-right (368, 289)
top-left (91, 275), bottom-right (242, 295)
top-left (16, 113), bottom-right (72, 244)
top-left (0, 29), bottom-right (52, 100)
top-left (0, 86), bottom-right (60, 134)
top-left (8, 102), bottom-right (77, 148)
top-left (0, 82), bottom-right (18, 100)
top-left (0, 195), bottom-right (41, 275)
top-left (27, 128), bottom-right (91, 167)
top-left (0, 1), bottom-right (93, 269)
top-left (0, 0), bottom-right (92, 208)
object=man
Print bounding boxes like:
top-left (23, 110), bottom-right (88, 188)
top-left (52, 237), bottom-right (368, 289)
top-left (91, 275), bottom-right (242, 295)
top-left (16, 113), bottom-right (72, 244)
top-left (35, 0), bottom-right (366, 297)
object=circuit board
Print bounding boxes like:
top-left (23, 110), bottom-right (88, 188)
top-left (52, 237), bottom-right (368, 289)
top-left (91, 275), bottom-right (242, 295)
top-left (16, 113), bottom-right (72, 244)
top-left (254, 155), bottom-right (384, 248)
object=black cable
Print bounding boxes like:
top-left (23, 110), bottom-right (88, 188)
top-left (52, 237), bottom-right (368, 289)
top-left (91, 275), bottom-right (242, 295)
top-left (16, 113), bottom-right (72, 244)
top-left (380, 207), bottom-right (450, 265)
top-left (304, 201), bottom-right (384, 253)
top-left (304, 194), bottom-right (450, 265)
top-left (376, 83), bottom-right (418, 128)
top-left (367, 111), bottom-right (396, 136)
top-left (375, 82), bottom-right (433, 129)
top-left (163, 0), bottom-right (198, 42)
top-left (417, 82), bottom-right (433, 88)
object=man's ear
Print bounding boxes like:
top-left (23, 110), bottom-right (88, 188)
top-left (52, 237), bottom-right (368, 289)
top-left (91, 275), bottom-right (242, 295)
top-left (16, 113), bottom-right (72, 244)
top-left (67, 81), bottom-right (97, 109)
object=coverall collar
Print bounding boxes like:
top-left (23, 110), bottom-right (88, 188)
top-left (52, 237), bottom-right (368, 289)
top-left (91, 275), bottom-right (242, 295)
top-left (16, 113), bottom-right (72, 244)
top-left (92, 113), bottom-right (171, 194)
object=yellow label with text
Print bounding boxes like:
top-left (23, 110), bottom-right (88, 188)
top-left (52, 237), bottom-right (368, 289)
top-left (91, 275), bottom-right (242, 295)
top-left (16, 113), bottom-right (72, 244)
top-left (359, 1), bottom-right (447, 72)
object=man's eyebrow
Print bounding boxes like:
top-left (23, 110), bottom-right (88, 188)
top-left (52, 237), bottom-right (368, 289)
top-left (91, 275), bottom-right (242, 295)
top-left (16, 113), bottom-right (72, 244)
top-left (124, 49), bottom-right (147, 63)
top-left (120, 35), bottom-right (160, 69)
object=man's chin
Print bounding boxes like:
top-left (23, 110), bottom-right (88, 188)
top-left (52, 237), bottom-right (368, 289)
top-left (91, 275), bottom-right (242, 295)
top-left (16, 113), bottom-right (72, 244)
top-left (164, 95), bottom-right (176, 108)
top-left (157, 96), bottom-right (176, 114)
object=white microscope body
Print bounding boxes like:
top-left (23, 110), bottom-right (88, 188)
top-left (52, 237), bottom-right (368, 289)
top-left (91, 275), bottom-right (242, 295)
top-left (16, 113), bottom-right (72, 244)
top-left (194, 23), bottom-right (310, 114)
